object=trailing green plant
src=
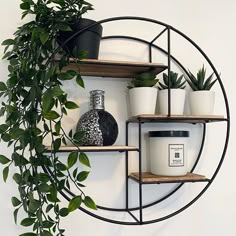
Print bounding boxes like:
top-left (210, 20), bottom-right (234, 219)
top-left (185, 65), bottom-right (217, 91)
top-left (0, 1), bottom-right (96, 236)
top-left (128, 72), bottom-right (159, 89)
top-left (158, 71), bottom-right (186, 90)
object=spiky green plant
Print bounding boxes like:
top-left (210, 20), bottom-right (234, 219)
top-left (128, 72), bottom-right (159, 89)
top-left (186, 65), bottom-right (217, 91)
top-left (158, 71), bottom-right (186, 90)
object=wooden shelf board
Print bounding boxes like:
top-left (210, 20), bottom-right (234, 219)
top-left (55, 58), bottom-right (167, 78)
top-left (129, 172), bottom-right (209, 184)
top-left (128, 114), bottom-right (227, 123)
top-left (45, 145), bottom-right (138, 153)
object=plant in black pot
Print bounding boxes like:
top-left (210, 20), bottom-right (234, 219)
top-left (56, 0), bottom-right (103, 59)
top-left (0, 1), bottom-right (97, 235)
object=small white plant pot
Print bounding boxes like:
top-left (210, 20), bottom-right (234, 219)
top-left (129, 87), bottom-right (158, 116)
top-left (158, 89), bottom-right (186, 115)
top-left (189, 91), bottom-right (215, 115)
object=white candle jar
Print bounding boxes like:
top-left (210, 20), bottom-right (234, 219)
top-left (149, 130), bottom-right (189, 176)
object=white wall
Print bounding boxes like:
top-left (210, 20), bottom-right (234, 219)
top-left (0, 0), bottom-right (236, 235)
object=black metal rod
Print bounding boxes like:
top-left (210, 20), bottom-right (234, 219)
top-left (150, 27), bottom-right (168, 44)
top-left (149, 27), bottom-right (168, 62)
top-left (167, 27), bottom-right (171, 117)
top-left (125, 121), bottom-right (129, 211)
top-left (138, 119), bottom-right (143, 223)
top-left (127, 211), bottom-right (140, 224)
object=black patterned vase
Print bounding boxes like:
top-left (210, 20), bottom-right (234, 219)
top-left (76, 90), bottom-right (118, 146)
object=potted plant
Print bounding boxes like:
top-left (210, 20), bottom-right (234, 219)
top-left (56, 0), bottom-right (103, 59)
top-left (158, 71), bottom-right (186, 115)
top-left (128, 72), bottom-right (159, 116)
top-left (0, 1), bottom-right (96, 235)
top-left (185, 65), bottom-right (217, 115)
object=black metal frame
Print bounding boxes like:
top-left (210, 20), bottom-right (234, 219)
top-left (45, 16), bottom-right (230, 225)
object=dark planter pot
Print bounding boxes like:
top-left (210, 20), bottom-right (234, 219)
top-left (57, 18), bottom-right (103, 59)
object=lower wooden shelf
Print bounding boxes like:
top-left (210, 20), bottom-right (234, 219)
top-left (45, 145), bottom-right (139, 153)
top-left (129, 172), bottom-right (209, 184)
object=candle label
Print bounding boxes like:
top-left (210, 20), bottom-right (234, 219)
top-left (169, 144), bottom-right (184, 167)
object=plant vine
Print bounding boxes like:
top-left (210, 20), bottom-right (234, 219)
top-left (0, 1), bottom-right (96, 235)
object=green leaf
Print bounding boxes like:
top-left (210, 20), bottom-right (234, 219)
top-left (46, 204), bottom-right (53, 213)
top-left (84, 196), bottom-right (97, 210)
top-left (41, 230), bottom-right (53, 236)
top-left (3, 166), bottom-right (9, 182)
top-left (1, 133), bottom-right (11, 142)
top-left (21, 217), bottom-right (36, 227)
top-left (9, 127), bottom-right (24, 139)
top-left (77, 171), bottom-right (90, 182)
top-left (65, 101), bottom-right (79, 109)
top-left (29, 199), bottom-right (40, 213)
top-left (42, 94), bottom-right (55, 113)
top-left (40, 31), bottom-right (49, 45)
top-left (68, 195), bottom-right (82, 212)
top-left (38, 173), bottom-right (50, 182)
top-left (0, 82), bottom-right (7, 91)
top-left (58, 70), bottom-right (76, 80)
top-left (79, 152), bottom-right (91, 168)
top-left (11, 197), bottom-right (21, 207)
top-left (42, 220), bottom-right (54, 228)
top-left (53, 138), bottom-right (61, 151)
top-left (44, 111), bottom-right (60, 120)
top-left (38, 183), bottom-right (50, 193)
top-left (13, 173), bottom-right (22, 184)
top-left (0, 154), bottom-right (10, 164)
top-left (1, 39), bottom-right (15, 46)
top-left (13, 208), bottom-right (19, 224)
top-left (59, 207), bottom-right (69, 217)
top-left (67, 151), bottom-right (78, 169)
top-left (20, 2), bottom-right (30, 10)
top-left (19, 233), bottom-right (37, 236)
top-left (51, 86), bottom-right (64, 97)
top-left (76, 75), bottom-right (85, 88)
top-left (55, 121), bottom-right (61, 135)
top-left (0, 124), bottom-right (8, 133)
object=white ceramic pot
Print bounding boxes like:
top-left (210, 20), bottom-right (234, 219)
top-left (129, 87), bottom-right (158, 116)
top-left (189, 91), bottom-right (215, 115)
top-left (158, 89), bottom-right (186, 115)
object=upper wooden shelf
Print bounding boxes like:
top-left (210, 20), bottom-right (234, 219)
top-left (128, 114), bottom-right (227, 123)
top-left (129, 172), bottom-right (209, 184)
top-left (55, 58), bottom-right (168, 78)
top-left (45, 145), bottom-right (138, 153)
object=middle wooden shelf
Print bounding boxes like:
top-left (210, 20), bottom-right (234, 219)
top-left (45, 145), bottom-right (139, 153)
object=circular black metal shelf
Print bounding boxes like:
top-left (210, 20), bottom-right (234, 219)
top-left (47, 16), bottom-right (230, 225)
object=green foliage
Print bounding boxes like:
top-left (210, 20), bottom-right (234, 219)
top-left (159, 71), bottom-right (186, 90)
top-left (128, 72), bottom-right (159, 89)
top-left (185, 65), bottom-right (217, 91)
top-left (0, 1), bottom-right (96, 235)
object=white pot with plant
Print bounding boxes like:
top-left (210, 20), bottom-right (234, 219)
top-left (128, 72), bottom-right (159, 116)
top-left (186, 65), bottom-right (217, 115)
top-left (158, 71), bottom-right (186, 115)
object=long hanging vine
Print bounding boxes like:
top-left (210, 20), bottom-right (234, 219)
top-left (0, 1), bottom-right (96, 235)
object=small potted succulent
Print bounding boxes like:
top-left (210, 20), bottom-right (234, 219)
top-left (158, 71), bottom-right (186, 115)
top-left (185, 65), bottom-right (217, 115)
top-left (128, 72), bottom-right (159, 116)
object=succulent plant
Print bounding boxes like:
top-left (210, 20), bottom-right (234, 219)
top-left (186, 65), bottom-right (217, 91)
top-left (128, 72), bottom-right (159, 89)
top-left (158, 71), bottom-right (186, 90)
